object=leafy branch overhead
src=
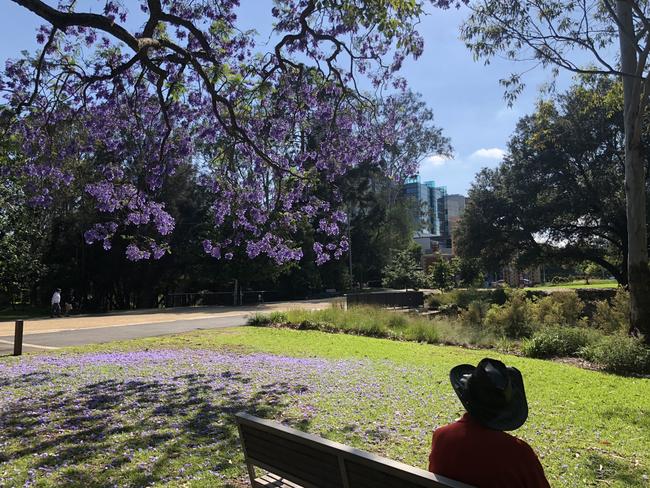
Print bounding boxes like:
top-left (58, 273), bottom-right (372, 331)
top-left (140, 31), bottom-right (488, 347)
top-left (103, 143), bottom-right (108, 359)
top-left (461, 0), bottom-right (650, 102)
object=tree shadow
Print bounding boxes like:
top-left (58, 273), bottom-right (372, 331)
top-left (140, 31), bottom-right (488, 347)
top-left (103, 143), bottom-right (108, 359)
top-left (585, 452), bottom-right (647, 486)
top-left (0, 370), bottom-right (311, 487)
top-left (599, 407), bottom-right (650, 431)
top-left (0, 370), bottom-right (70, 388)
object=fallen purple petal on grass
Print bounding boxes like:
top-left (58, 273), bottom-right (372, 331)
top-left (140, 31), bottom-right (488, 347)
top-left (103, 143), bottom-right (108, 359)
top-left (0, 349), bottom-right (448, 487)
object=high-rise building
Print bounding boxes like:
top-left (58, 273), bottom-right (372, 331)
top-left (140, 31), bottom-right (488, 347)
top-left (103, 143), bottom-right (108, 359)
top-left (446, 194), bottom-right (467, 254)
top-left (446, 194), bottom-right (467, 220)
top-left (404, 181), bottom-right (467, 257)
top-left (404, 178), bottom-right (447, 235)
top-left (404, 178), bottom-right (448, 252)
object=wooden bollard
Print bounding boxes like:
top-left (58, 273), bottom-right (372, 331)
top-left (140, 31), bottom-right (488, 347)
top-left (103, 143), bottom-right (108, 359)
top-left (13, 320), bottom-right (23, 356)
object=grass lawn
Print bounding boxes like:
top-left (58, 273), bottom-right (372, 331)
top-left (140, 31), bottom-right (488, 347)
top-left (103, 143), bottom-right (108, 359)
top-left (526, 279), bottom-right (619, 291)
top-left (1, 327), bottom-right (648, 487)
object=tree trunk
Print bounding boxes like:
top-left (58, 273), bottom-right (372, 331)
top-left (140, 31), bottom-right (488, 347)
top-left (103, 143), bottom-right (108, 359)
top-left (618, 0), bottom-right (650, 343)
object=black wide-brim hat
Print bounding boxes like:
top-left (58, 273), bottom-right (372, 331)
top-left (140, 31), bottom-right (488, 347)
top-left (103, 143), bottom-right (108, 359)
top-left (450, 358), bottom-right (528, 431)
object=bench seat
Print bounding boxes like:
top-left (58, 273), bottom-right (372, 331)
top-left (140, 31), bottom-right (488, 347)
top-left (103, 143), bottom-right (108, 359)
top-left (254, 472), bottom-right (303, 488)
top-left (236, 412), bottom-right (474, 488)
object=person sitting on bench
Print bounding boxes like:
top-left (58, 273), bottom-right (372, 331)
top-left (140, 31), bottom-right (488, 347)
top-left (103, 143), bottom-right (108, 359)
top-left (428, 358), bottom-right (550, 488)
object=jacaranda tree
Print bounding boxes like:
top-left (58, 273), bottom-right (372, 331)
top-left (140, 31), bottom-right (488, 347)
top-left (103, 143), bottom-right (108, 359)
top-left (1, 0), bottom-right (460, 269)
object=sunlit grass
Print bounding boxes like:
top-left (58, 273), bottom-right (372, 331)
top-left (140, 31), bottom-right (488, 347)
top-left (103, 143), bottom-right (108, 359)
top-left (526, 279), bottom-right (619, 290)
top-left (1, 327), bottom-right (648, 487)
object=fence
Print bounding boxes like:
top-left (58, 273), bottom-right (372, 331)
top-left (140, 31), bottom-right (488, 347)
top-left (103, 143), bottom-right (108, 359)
top-left (165, 290), bottom-right (285, 308)
top-left (345, 291), bottom-right (424, 309)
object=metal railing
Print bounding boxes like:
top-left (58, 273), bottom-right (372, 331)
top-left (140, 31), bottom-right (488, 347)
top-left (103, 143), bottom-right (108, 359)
top-left (165, 290), bottom-right (284, 308)
top-left (345, 291), bottom-right (424, 309)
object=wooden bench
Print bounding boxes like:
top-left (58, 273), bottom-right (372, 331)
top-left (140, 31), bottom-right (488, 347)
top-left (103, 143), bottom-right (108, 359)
top-left (235, 412), bottom-right (474, 488)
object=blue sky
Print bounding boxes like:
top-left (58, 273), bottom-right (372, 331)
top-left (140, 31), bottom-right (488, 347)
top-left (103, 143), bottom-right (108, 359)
top-left (0, 1), bottom-right (577, 195)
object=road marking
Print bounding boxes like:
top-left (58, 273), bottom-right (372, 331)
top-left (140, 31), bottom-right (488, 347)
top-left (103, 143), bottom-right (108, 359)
top-left (0, 339), bottom-right (60, 350)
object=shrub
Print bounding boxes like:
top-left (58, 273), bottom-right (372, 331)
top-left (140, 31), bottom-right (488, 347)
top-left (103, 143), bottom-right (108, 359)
top-left (387, 314), bottom-right (408, 329)
top-left (350, 320), bottom-right (389, 337)
top-left (591, 289), bottom-right (629, 334)
top-left (247, 313), bottom-right (273, 326)
top-left (426, 292), bottom-right (458, 310)
top-left (247, 304), bottom-right (512, 351)
top-left (533, 291), bottom-right (585, 327)
top-left (432, 317), bottom-right (500, 348)
top-left (269, 306), bottom-right (416, 339)
top-left (580, 336), bottom-right (650, 374)
top-left (453, 289), bottom-right (489, 309)
top-left (268, 311), bottom-right (288, 323)
top-left (522, 327), bottom-right (601, 358)
top-left (426, 294), bottom-right (442, 310)
top-left (484, 291), bottom-right (535, 338)
top-left (490, 288), bottom-right (508, 306)
top-left (460, 300), bottom-right (489, 327)
top-left (295, 319), bottom-right (323, 331)
top-left (404, 322), bottom-right (439, 343)
top-left (427, 258), bottom-right (457, 291)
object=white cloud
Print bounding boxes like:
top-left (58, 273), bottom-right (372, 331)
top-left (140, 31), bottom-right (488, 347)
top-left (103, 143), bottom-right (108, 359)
top-left (470, 147), bottom-right (506, 161)
top-left (423, 154), bottom-right (451, 167)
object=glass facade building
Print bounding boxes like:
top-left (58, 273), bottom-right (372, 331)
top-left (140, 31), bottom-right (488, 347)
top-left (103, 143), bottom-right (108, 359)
top-left (404, 178), bottom-right (449, 244)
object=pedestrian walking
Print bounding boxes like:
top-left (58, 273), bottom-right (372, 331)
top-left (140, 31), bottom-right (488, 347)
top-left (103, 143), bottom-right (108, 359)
top-left (63, 290), bottom-right (76, 316)
top-left (51, 288), bottom-right (62, 317)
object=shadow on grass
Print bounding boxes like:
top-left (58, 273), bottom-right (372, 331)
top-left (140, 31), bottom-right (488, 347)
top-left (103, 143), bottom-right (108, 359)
top-left (585, 452), bottom-right (647, 486)
top-left (599, 407), bottom-right (650, 431)
top-left (583, 407), bottom-right (650, 485)
top-left (0, 371), bottom-right (310, 487)
top-left (0, 371), bottom-right (70, 388)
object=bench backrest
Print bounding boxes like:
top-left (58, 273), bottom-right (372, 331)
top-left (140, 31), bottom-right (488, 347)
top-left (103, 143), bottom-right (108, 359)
top-left (235, 412), bottom-right (474, 488)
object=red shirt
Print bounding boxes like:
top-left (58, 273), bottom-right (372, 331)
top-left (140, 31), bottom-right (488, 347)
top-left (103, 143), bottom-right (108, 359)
top-left (428, 413), bottom-right (550, 488)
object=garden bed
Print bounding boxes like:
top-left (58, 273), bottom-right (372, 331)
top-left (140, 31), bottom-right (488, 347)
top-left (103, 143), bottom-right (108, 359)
top-left (249, 305), bottom-right (650, 376)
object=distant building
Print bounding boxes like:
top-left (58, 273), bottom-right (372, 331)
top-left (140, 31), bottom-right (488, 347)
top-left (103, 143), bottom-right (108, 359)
top-left (403, 177), bottom-right (448, 238)
top-left (499, 263), bottom-right (542, 287)
top-left (446, 194), bottom-right (466, 220)
top-left (413, 230), bottom-right (443, 256)
top-left (446, 194), bottom-right (467, 255)
top-left (404, 179), bottom-right (468, 258)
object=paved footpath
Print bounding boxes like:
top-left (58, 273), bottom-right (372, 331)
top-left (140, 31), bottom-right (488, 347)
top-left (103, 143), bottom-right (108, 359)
top-left (0, 299), bottom-right (335, 356)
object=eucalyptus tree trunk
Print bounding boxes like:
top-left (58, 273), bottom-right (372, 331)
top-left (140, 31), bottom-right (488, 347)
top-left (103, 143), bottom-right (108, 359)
top-left (618, 0), bottom-right (650, 343)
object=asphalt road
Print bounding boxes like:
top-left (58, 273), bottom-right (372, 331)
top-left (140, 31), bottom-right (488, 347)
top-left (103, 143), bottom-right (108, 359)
top-left (0, 314), bottom-right (248, 356)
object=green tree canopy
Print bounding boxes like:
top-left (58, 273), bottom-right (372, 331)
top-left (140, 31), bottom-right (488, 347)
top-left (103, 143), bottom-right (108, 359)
top-left (456, 78), bottom-right (648, 286)
top-left (461, 0), bottom-right (650, 341)
top-left (381, 247), bottom-right (424, 290)
top-left (427, 257), bottom-right (458, 291)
